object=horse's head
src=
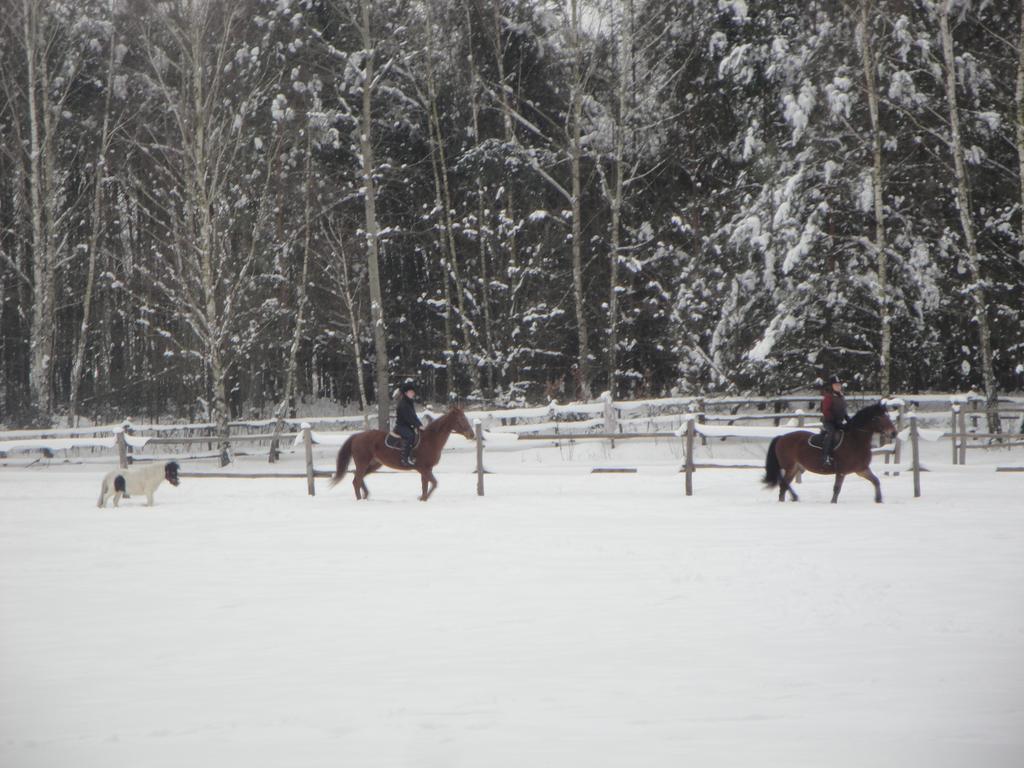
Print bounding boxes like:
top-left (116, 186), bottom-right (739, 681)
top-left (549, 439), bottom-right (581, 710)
top-left (852, 403), bottom-right (897, 438)
top-left (165, 461), bottom-right (181, 486)
top-left (448, 407), bottom-right (476, 440)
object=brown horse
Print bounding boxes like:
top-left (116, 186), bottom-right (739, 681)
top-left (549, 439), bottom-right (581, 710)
top-left (763, 402), bottom-right (897, 504)
top-left (328, 407), bottom-right (475, 501)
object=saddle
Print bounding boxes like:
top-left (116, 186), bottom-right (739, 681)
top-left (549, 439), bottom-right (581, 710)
top-left (808, 430), bottom-right (844, 451)
top-left (384, 431), bottom-right (420, 452)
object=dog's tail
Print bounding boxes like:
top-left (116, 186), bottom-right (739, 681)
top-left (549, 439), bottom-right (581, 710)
top-left (763, 436), bottom-right (781, 488)
top-left (328, 436), bottom-right (354, 489)
top-left (97, 476), bottom-right (108, 508)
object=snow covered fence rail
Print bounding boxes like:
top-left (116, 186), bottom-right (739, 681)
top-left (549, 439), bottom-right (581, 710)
top-left (946, 403), bottom-right (1024, 466)
top-left (0, 429), bottom-right (155, 463)
top-left (460, 391), bottom-right (1023, 446)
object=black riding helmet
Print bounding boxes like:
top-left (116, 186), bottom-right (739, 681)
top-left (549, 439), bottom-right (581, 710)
top-left (399, 379), bottom-right (418, 395)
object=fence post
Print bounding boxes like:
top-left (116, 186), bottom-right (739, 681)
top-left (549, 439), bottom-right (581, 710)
top-left (602, 391), bottom-right (617, 449)
top-left (893, 411), bottom-right (903, 473)
top-left (951, 405), bottom-right (959, 465)
top-left (684, 416), bottom-right (695, 497)
top-left (697, 397), bottom-right (707, 446)
top-left (475, 420), bottom-right (485, 497)
top-left (116, 429), bottom-right (128, 469)
top-left (958, 407), bottom-right (967, 465)
top-left (303, 423), bottom-right (315, 496)
top-left (909, 411), bottom-right (921, 498)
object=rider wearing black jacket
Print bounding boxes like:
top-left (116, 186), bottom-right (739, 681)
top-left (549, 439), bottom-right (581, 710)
top-left (820, 374), bottom-right (849, 466)
top-left (394, 380), bottom-right (422, 466)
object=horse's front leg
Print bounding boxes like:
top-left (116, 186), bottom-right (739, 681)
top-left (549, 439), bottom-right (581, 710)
top-left (858, 469), bottom-right (882, 503)
top-left (831, 473), bottom-right (846, 504)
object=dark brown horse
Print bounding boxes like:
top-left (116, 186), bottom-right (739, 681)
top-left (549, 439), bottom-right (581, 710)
top-left (763, 402), bottom-right (897, 503)
top-left (329, 407), bottom-right (475, 501)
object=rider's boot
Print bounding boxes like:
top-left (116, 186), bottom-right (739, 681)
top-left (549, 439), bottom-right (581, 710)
top-left (822, 428), bottom-right (835, 466)
top-left (822, 438), bottom-right (834, 467)
top-left (401, 440), bottom-right (415, 467)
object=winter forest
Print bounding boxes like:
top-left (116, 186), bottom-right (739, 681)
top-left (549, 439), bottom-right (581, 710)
top-left (1, 0), bottom-right (1023, 430)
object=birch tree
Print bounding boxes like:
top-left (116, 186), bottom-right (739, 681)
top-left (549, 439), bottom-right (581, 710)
top-left (353, 0), bottom-right (390, 429)
top-left (1017, 0), bottom-right (1024, 262)
top-left (269, 132), bottom-right (313, 461)
top-left (566, 0), bottom-right (593, 400)
top-left (2, 0), bottom-right (88, 421)
top-left (131, 0), bottom-right (279, 462)
top-left (418, 0), bottom-right (482, 398)
top-left (937, 0), bottom-right (999, 430)
top-left (854, 0), bottom-right (892, 394)
top-left (322, 218), bottom-right (371, 415)
top-left (68, 3), bottom-right (124, 425)
top-left (461, 0), bottom-right (497, 396)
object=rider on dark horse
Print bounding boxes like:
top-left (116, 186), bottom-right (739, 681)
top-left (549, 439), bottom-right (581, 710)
top-left (395, 380), bottom-right (422, 467)
top-left (820, 374), bottom-right (849, 466)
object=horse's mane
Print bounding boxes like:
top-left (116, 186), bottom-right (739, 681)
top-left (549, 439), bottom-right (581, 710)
top-left (423, 406), bottom-right (464, 432)
top-left (848, 402), bottom-right (887, 429)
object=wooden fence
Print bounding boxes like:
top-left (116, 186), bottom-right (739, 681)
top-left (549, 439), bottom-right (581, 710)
top-left (3, 393), bottom-right (1021, 499)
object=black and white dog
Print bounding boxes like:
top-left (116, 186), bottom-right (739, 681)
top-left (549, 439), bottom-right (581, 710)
top-left (97, 461), bottom-right (181, 507)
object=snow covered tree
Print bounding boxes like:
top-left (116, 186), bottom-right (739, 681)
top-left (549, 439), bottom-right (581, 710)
top-left (124, 0), bottom-right (284, 461)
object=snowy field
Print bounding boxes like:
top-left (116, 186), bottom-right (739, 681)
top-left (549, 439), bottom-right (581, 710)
top-left (2, 442), bottom-right (1024, 767)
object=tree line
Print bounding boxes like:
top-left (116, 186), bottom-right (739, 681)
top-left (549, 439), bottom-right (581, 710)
top-left (2, 0), bottom-right (1022, 435)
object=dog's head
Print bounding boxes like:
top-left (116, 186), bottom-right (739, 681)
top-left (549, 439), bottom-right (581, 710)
top-left (165, 461), bottom-right (181, 486)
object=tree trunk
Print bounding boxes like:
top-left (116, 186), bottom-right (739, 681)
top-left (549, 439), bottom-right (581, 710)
top-left (270, 135), bottom-right (314, 462)
top-left (1017, 0), bottom-right (1024, 265)
top-left (69, 21), bottom-right (118, 426)
top-left (336, 234), bottom-right (370, 414)
top-left (24, 0), bottom-right (55, 422)
top-left (461, 0), bottom-right (496, 398)
top-left (489, 0), bottom-right (521, 333)
top-left (569, 0), bottom-right (592, 400)
top-left (210, 345), bottom-right (232, 465)
top-left (425, 105), bottom-right (456, 395)
top-left (607, 0), bottom-right (633, 400)
top-left (938, 1), bottom-right (999, 432)
top-left (359, 0), bottom-right (390, 430)
top-left (858, 0), bottom-right (891, 394)
top-left (187, 17), bottom-right (232, 465)
top-left (422, 6), bottom-right (480, 400)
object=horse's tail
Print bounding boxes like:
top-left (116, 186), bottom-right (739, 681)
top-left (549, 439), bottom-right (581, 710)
top-left (763, 436), bottom-right (782, 488)
top-left (328, 436), bottom-right (354, 489)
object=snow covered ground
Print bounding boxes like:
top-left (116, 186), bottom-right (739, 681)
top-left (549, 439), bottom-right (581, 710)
top-left (2, 445), bottom-right (1023, 767)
